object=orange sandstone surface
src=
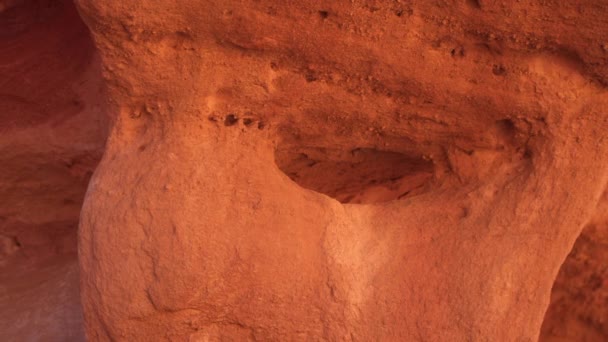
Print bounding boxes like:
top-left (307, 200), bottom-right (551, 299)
top-left (0, 0), bottom-right (607, 341)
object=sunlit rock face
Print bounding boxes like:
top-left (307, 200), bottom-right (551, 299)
top-left (0, 0), bottom-right (607, 341)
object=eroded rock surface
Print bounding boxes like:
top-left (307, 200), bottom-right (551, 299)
top-left (0, 0), bottom-right (607, 341)
top-left (0, 0), bottom-right (104, 340)
top-left (73, 0), bottom-right (608, 341)
top-left (542, 191), bottom-right (608, 342)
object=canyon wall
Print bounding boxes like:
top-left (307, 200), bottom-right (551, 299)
top-left (0, 0), bottom-right (607, 341)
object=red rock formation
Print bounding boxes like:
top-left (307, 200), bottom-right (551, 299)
top-left (542, 191), bottom-right (608, 341)
top-left (0, 0), bottom-right (607, 341)
top-left (73, 0), bottom-right (608, 340)
top-left (0, 0), bottom-right (104, 340)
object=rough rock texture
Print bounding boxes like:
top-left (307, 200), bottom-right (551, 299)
top-left (541, 191), bottom-right (608, 341)
top-left (1, 0), bottom-right (608, 341)
top-left (72, 0), bottom-right (608, 341)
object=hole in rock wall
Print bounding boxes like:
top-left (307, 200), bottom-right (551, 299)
top-left (275, 146), bottom-right (434, 204)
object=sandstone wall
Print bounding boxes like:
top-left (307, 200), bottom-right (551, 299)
top-left (0, 0), bottom-right (607, 341)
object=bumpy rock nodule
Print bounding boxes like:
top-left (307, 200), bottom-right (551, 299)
top-left (74, 0), bottom-right (608, 340)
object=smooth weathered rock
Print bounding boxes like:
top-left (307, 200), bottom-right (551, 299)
top-left (0, 0), bottom-right (105, 340)
top-left (73, 0), bottom-right (608, 341)
top-left (1, 0), bottom-right (608, 341)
